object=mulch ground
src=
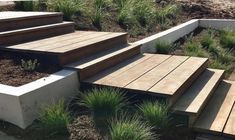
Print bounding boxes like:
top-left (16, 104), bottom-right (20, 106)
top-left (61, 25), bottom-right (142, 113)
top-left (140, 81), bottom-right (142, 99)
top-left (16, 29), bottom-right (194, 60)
top-left (0, 54), bottom-right (60, 87)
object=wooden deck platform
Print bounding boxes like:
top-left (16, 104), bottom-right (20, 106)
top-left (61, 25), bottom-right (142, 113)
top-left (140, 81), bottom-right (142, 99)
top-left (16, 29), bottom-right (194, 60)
top-left (0, 31), bottom-right (128, 65)
top-left (83, 54), bottom-right (209, 104)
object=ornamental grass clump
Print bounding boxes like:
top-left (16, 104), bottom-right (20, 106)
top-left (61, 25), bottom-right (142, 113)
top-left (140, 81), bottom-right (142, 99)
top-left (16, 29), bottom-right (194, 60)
top-left (156, 4), bottom-right (180, 28)
top-left (133, 0), bottom-right (156, 27)
top-left (116, 0), bottom-right (137, 28)
top-left (155, 41), bottom-right (172, 54)
top-left (138, 101), bottom-right (170, 132)
top-left (220, 31), bottom-right (235, 50)
top-left (46, 0), bottom-right (84, 20)
top-left (110, 115), bottom-right (157, 140)
top-left (184, 41), bottom-right (210, 58)
top-left (79, 88), bottom-right (127, 126)
top-left (38, 100), bottom-right (71, 134)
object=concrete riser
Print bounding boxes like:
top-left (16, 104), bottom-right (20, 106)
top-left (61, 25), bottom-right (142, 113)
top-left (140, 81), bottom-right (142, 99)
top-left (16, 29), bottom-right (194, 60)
top-left (0, 24), bottom-right (75, 45)
top-left (79, 45), bottom-right (141, 80)
top-left (0, 15), bottom-right (63, 32)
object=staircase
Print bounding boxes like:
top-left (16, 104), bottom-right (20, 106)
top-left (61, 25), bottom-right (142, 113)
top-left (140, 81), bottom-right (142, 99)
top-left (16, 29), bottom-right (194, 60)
top-left (1, 11), bottom-right (235, 138)
top-left (0, 11), bottom-right (74, 45)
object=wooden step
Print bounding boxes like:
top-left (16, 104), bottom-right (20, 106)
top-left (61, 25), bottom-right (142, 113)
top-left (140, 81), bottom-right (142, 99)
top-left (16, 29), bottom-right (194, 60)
top-left (84, 53), bottom-right (156, 84)
top-left (0, 11), bottom-right (63, 32)
top-left (193, 80), bottom-right (235, 135)
top-left (57, 32), bottom-right (128, 65)
top-left (224, 102), bottom-right (235, 138)
top-left (66, 44), bottom-right (141, 80)
top-left (126, 55), bottom-right (189, 91)
top-left (87, 54), bottom-right (171, 88)
top-left (149, 57), bottom-right (209, 106)
top-left (196, 134), bottom-right (232, 140)
top-left (0, 22), bottom-right (75, 45)
top-left (0, 31), bottom-right (128, 65)
top-left (172, 69), bottom-right (224, 126)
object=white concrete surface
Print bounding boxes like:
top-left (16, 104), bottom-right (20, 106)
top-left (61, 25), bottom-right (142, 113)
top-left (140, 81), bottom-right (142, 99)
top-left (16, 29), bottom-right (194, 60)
top-left (135, 19), bottom-right (199, 53)
top-left (0, 69), bottom-right (79, 129)
top-left (199, 19), bottom-right (235, 32)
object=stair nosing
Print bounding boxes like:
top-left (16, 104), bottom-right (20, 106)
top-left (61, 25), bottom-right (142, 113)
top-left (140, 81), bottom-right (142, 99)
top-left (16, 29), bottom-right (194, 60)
top-left (172, 68), bottom-right (225, 115)
top-left (0, 21), bottom-right (74, 36)
top-left (0, 12), bottom-right (63, 23)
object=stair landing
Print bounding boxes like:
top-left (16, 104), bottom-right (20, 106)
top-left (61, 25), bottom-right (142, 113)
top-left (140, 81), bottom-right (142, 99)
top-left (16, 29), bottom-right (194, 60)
top-left (83, 54), bottom-right (208, 104)
top-left (0, 31), bottom-right (127, 65)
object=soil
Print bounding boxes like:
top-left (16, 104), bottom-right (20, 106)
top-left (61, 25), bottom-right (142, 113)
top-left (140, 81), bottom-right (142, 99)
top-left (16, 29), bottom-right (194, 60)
top-left (176, 0), bottom-right (235, 18)
top-left (73, 0), bottom-right (235, 43)
top-left (68, 115), bottom-right (104, 140)
top-left (0, 54), bottom-right (60, 87)
top-left (172, 28), bottom-right (235, 78)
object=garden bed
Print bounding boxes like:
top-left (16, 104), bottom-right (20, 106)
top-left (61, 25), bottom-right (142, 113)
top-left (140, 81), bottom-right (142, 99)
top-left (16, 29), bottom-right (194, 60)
top-left (0, 53), bottom-right (60, 87)
top-left (0, 88), bottom-right (193, 140)
top-left (9, 0), bottom-right (235, 44)
top-left (170, 28), bottom-right (235, 78)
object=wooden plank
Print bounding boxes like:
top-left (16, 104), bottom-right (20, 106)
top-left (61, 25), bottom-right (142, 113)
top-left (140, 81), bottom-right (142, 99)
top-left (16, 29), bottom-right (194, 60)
top-left (149, 57), bottom-right (208, 96)
top-left (78, 44), bottom-right (140, 80)
top-left (7, 31), bottom-right (89, 49)
top-left (173, 69), bottom-right (224, 115)
top-left (31, 32), bottom-right (111, 51)
top-left (0, 12), bottom-right (61, 21)
top-left (98, 54), bottom-right (171, 87)
top-left (126, 55), bottom-right (189, 91)
top-left (194, 80), bottom-right (235, 134)
top-left (0, 22), bottom-right (74, 46)
top-left (85, 53), bottom-right (154, 83)
top-left (49, 33), bottom-right (127, 53)
top-left (224, 102), bottom-right (235, 137)
top-left (70, 45), bottom-right (138, 69)
top-left (12, 32), bottom-right (110, 51)
top-left (31, 32), bottom-right (112, 51)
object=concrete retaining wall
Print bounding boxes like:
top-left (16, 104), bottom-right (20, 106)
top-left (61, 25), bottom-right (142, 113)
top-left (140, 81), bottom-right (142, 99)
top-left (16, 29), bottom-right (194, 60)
top-left (135, 19), bottom-right (199, 53)
top-left (136, 19), bottom-right (235, 53)
top-left (0, 69), bottom-right (79, 128)
top-left (199, 19), bottom-right (235, 32)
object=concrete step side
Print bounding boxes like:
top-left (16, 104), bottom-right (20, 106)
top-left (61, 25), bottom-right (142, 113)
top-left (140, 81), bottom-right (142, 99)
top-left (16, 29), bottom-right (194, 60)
top-left (0, 12), bottom-right (63, 32)
top-left (66, 44), bottom-right (141, 80)
top-left (0, 22), bottom-right (75, 45)
top-left (172, 69), bottom-right (225, 126)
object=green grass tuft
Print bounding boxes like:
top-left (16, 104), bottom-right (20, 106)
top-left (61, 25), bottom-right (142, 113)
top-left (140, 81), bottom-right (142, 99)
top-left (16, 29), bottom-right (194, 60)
top-left (156, 4), bottom-right (180, 28)
top-left (110, 115), bottom-right (157, 140)
top-left (79, 88), bottom-right (127, 125)
top-left (220, 31), bottom-right (235, 50)
top-left (47, 0), bottom-right (84, 20)
top-left (138, 101), bottom-right (170, 131)
top-left (200, 33), bottom-right (214, 49)
top-left (38, 99), bottom-right (71, 134)
top-left (184, 41), bottom-right (210, 58)
top-left (155, 41), bottom-right (172, 54)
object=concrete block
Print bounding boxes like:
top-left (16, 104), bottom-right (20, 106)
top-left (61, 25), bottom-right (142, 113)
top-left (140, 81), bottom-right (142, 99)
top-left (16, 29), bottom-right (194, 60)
top-left (0, 69), bottom-right (79, 129)
top-left (199, 19), bottom-right (235, 31)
